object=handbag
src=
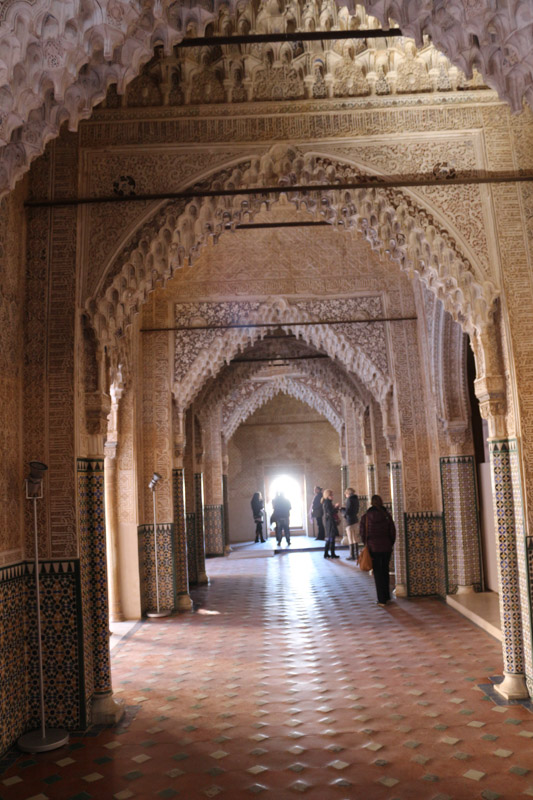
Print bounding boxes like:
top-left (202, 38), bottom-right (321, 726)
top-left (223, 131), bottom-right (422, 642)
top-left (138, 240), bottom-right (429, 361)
top-left (358, 546), bottom-right (372, 571)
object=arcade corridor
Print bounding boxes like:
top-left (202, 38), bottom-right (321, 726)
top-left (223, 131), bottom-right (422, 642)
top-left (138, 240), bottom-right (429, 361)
top-left (1, 555), bottom-right (532, 800)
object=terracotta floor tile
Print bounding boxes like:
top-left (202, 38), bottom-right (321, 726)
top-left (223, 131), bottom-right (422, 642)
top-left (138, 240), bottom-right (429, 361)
top-left (2, 553), bottom-right (532, 799)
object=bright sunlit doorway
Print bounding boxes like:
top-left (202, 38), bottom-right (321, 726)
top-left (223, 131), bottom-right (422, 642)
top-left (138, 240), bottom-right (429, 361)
top-left (265, 472), bottom-right (306, 531)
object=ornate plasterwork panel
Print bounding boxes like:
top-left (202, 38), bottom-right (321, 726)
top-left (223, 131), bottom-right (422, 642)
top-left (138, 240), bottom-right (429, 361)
top-left (82, 132), bottom-right (492, 308)
top-left (325, 137), bottom-right (491, 277)
top-left (0, 0), bottom-right (530, 194)
top-left (197, 354), bottom-right (368, 443)
top-left (424, 289), bottom-right (470, 451)
top-left (87, 144), bottom-right (498, 371)
top-left (222, 377), bottom-right (343, 441)
top-left (83, 103), bottom-right (492, 148)
top-left (118, 36), bottom-right (488, 109)
top-left (81, 149), bottom-right (237, 300)
top-left (198, 355), bottom-right (367, 420)
top-left (172, 296), bottom-right (390, 409)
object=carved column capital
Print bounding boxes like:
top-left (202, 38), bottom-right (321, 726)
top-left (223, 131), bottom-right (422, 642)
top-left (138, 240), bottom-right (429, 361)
top-left (86, 390), bottom-right (112, 437)
top-left (104, 441), bottom-right (118, 461)
top-left (474, 374), bottom-right (507, 438)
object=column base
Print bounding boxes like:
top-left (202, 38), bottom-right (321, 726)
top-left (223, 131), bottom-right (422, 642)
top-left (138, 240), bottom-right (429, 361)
top-left (91, 691), bottom-right (125, 725)
top-left (455, 584), bottom-right (476, 595)
top-left (198, 571), bottom-right (209, 585)
top-left (394, 583), bottom-right (407, 597)
top-left (224, 545), bottom-right (232, 556)
top-left (109, 611), bottom-right (125, 622)
top-left (177, 592), bottom-right (193, 611)
top-left (494, 672), bottom-right (529, 701)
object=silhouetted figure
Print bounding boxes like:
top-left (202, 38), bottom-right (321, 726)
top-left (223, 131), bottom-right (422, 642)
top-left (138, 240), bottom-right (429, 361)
top-left (251, 492), bottom-right (265, 543)
top-left (272, 492), bottom-right (291, 545)
top-left (322, 489), bottom-right (339, 559)
top-left (310, 485), bottom-right (325, 540)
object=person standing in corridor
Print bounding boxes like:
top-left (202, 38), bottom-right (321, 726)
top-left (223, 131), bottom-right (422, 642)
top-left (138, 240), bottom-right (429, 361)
top-left (311, 486), bottom-right (325, 540)
top-left (251, 492), bottom-right (265, 543)
top-left (342, 487), bottom-right (360, 561)
top-left (360, 494), bottom-right (396, 606)
top-left (322, 489), bottom-right (340, 559)
top-left (272, 491), bottom-right (291, 546)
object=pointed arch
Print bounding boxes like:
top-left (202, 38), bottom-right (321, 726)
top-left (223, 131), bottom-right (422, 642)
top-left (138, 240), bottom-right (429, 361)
top-left (171, 296), bottom-right (391, 410)
top-left (86, 145), bottom-right (498, 391)
top-left (222, 376), bottom-right (343, 441)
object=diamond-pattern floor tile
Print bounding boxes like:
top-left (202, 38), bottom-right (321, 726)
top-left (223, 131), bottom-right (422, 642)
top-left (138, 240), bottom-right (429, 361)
top-left (1, 553), bottom-right (532, 800)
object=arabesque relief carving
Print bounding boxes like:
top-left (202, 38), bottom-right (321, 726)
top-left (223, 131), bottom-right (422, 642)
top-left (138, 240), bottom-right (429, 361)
top-left (86, 144), bottom-right (499, 384)
top-left (196, 354), bottom-right (370, 444)
top-left (0, 0), bottom-right (531, 195)
top-left (171, 297), bottom-right (391, 411)
top-left (117, 33), bottom-right (486, 110)
top-left (222, 376), bottom-right (343, 440)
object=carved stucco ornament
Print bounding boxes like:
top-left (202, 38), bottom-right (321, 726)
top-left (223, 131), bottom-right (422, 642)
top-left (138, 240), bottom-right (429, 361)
top-left (87, 144), bottom-right (498, 390)
top-left (170, 296), bottom-right (392, 413)
top-left (222, 375), bottom-right (344, 440)
top-left (0, 0), bottom-right (531, 195)
top-left (196, 356), bottom-right (369, 441)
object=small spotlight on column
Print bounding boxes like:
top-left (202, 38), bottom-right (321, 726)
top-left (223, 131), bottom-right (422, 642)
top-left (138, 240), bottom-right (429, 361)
top-left (148, 472), bottom-right (161, 491)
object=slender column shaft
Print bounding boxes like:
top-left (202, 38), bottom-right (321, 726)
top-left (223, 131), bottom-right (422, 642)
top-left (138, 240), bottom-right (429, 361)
top-left (389, 461), bottom-right (407, 597)
top-left (104, 448), bottom-right (124, 621)
top-left (489, 439), bottom-right (529, 698)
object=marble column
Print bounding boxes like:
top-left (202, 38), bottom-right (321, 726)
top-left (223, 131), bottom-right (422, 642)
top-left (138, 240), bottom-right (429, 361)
top-left (171, 406), bottom-right (192, 610)
top-left (367, 464), bottom-right (377, 497)
top-left (184, 442), bottom-right (198, 585)
top-left (194, 472), bottom-right (208, 583)
top-left (103, 442), bottom-right (124, 621)
top-left (202, 410), bottom-right (225, 557)
top-left (370, 400), bottom-right (392, 502)
top-left (344, 399), bottom-right (365, 496)
top-left (389, 461), bottom-right (407, 597)
top-left (341, 464), bottom-right (348, 495)
top-left (222, 442), bottom-right (231, 555)
top-left (172, 466), bottom-right (192, 610)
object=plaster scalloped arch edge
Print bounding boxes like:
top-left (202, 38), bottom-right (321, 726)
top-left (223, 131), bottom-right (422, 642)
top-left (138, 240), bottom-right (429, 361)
top-left (87, 145), bottom-right (498, 314)
top-left (171, 296), bottom-right (392, 411)
top-left (196, 358), bottom-right (368, 424)
top-left (0, 0), bottom-right (532, 196)
top-left (222, 377), bottom-right (344, 442)
top-left (86, 145), bottom-right (499, 389)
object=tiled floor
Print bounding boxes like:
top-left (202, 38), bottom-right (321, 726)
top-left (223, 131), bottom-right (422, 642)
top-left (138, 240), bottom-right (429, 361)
top-left (3, 552), bottom-right (533, 800)
top-left (229, 534), bottom-right (343, 554)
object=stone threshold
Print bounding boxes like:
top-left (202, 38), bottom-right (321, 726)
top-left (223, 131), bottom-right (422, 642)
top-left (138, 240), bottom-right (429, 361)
top-left (446, 590), bottom-right (501, 642)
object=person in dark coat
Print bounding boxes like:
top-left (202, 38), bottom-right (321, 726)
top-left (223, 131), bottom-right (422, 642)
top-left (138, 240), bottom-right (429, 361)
top-left (342, 488), bottom-right (360, 561)
top-left (272, 492), bottom-right (291, 545)
top-left (251, 492), bottom-right (265, 543)
top-left (310, 486), bottom-right (325, 540)
top-left (360, 494), bottom-right (396, 606)
top-left (322, 489), bottom-right (340, 559)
